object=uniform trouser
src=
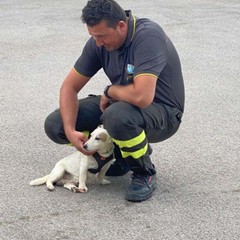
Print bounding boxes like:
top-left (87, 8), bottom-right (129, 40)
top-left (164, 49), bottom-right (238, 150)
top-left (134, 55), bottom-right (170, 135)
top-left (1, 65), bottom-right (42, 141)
top-left (44, 95), bottom-right (182, 175)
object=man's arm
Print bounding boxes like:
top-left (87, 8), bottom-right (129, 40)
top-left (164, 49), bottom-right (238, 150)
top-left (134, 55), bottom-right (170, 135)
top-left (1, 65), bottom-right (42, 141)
top-left (103, 74), bottom-right (157, 109)
top-left (60, 68), bottom-right (93, 154)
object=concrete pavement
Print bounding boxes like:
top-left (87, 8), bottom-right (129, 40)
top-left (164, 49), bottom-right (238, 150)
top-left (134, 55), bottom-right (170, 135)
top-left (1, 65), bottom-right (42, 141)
top-left (1, 0), bottom-right (240, 239)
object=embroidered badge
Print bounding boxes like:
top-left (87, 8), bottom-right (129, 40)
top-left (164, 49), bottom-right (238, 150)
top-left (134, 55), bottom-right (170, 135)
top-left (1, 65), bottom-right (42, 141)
top-left (126, 64), bottom-right (134, 82)
top-left (127, 64), bottom-right (134, 74)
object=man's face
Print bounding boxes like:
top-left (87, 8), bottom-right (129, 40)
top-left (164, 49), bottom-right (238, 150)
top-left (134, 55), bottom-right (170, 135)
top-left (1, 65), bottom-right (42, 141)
top-left (87, 20), bottom-right (127, 51)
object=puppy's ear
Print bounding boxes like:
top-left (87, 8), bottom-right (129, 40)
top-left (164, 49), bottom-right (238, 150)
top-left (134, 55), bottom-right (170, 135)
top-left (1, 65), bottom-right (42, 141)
top-left (99, 132), bottom-right (107, 141)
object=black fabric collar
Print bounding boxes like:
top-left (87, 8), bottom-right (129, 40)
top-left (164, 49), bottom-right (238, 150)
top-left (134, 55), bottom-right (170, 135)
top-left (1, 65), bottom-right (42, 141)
top-left (119, 10), bottom-right (136, 51)
top-left (88, 152), bottom-right (114, 174)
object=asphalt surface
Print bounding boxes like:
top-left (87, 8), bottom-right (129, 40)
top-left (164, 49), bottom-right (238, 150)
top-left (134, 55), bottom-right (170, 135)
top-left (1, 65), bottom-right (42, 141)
top-left (1, 0), bottom-right (240, 239)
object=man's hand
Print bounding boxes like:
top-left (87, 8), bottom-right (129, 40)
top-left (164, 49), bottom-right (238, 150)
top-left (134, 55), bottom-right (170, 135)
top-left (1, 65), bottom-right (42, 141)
top-left (66, 130), bottom-right (95, 156)
top-left (100, 95), bottom-right (110, 112)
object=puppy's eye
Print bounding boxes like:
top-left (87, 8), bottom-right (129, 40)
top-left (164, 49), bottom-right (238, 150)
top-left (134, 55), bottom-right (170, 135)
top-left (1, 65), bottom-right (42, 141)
top-left (95, 137), bottom-right (101, 140)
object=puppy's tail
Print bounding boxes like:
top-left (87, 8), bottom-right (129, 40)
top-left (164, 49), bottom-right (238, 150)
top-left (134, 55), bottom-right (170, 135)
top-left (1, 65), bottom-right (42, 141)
top-left (29, 175), bottom-right (49, 186)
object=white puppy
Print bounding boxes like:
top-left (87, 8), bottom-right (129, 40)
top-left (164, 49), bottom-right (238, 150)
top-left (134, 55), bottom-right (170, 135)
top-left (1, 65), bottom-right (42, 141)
top-left (30, 127), bottom-right (115, 193)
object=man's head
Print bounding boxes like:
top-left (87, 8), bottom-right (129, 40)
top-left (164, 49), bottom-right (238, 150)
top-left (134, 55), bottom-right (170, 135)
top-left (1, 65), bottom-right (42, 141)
top-left (81, 0), bottom-right (128, 51)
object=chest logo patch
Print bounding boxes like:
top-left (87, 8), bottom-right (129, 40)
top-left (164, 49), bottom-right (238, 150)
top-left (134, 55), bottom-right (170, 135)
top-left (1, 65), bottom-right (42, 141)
top-left (126, 64), bottom-right (135, 82)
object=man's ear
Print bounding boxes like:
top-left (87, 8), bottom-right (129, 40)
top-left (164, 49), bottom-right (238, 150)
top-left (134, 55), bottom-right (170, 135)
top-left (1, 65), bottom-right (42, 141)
top-left (116, 20), bottom-right (127, 33)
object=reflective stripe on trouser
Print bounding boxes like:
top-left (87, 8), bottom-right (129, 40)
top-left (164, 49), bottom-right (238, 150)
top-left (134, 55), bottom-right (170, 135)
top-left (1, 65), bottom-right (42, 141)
top-left (112, 130), bottom-right (148, 159)
top-left (112, 130), bottom-right (155, 175)
top-left (101, 102), bottom-right (162, 175)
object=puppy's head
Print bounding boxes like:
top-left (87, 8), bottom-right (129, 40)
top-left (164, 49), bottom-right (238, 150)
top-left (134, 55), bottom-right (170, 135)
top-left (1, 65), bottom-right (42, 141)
top-left (83, 127), bottom-right (113, 154)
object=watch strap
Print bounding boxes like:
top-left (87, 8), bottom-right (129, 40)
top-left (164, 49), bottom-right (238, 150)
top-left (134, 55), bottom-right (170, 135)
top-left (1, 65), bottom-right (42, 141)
top-left (104, 85), bottom-right (112, 98)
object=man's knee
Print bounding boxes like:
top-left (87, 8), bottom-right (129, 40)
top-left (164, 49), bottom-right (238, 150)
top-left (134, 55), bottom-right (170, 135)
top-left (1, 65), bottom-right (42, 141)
top-left (102, 102), bottom-right (126, 123)
top-left (101, 102), bottom-right (138, 136)
top-left (44, 110), bottom-right (68, 144)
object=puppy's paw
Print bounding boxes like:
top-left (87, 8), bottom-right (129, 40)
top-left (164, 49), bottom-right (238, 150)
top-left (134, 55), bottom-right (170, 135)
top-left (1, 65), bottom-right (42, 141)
top-left (47, 184), bottom-right (55, 191)
top-left (78, 187), bottom-right (88, 193)
top-left (100, 179), bottom-right (111, 185)
top-left (71, 186), bottom-right (79, 193)
top-left (73, 186), bottom-right (88, 193)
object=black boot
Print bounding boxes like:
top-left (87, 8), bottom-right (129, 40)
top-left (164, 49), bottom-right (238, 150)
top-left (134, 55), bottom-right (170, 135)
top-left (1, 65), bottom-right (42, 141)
top-left (125, 155), bottom-right (157, 202)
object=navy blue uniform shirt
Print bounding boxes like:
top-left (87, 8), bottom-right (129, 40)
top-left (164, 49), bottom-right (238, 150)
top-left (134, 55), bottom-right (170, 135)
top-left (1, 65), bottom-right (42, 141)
top-left (74, 10), bottom-right (185, 112)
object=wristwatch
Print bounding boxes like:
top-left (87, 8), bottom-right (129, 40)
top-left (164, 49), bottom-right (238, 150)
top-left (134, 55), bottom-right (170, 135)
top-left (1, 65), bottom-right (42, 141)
top-left (103, 85), bottom-right (112, 99)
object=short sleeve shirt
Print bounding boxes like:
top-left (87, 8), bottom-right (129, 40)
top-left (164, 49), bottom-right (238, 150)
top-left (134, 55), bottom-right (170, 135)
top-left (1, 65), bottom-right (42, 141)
top-left (74, 11), bottom-right (184, 112)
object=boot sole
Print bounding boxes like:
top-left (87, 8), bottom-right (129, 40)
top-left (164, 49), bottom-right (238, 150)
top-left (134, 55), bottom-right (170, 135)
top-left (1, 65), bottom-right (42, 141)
top-left (125, 184), bottom-right (157, 202)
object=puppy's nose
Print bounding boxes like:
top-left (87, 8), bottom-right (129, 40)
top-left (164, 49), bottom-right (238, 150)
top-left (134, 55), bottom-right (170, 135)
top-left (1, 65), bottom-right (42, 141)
top-left (83, 144), bottom-right (88, 149)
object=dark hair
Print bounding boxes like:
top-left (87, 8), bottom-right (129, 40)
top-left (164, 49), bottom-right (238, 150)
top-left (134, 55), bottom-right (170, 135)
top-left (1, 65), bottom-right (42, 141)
top-left (81, 0), bottom-right (126, 28)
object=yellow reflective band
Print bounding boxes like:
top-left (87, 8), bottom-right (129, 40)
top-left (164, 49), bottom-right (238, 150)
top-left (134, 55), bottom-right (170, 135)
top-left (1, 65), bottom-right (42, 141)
top-left (112, 130), bottom-right (146, 149)
top-left (134, 73), bottom-right (158, 80)
top-left (121, 143), bottom-right (148, 159)
top-left (130, 16), bottom-right (137, 42)
top-left (83, 130), bottom-right (90, 138)
top-left (72, 67), bottom-right (90, 78)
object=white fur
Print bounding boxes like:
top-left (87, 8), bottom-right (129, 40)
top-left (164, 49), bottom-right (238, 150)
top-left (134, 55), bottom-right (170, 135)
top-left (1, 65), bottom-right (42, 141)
top-left (29, 127), bottom-right (115, 193)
